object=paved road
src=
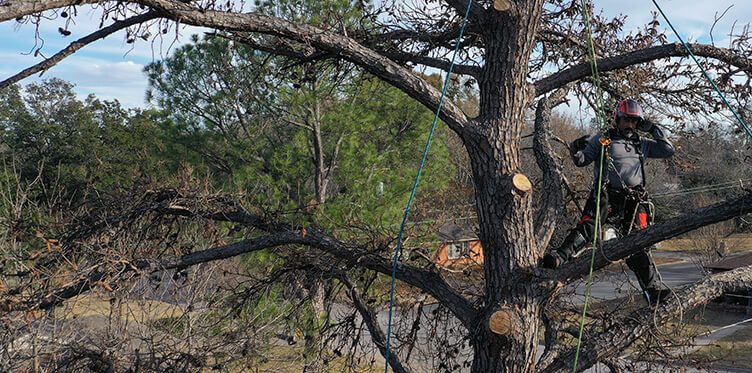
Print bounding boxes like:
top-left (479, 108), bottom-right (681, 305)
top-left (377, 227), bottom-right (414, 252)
top-left (568, 253), bottom-right (705, 304)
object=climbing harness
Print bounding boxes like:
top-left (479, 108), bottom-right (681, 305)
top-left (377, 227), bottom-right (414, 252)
top-left (383, 3), bottom-right (473, 372)
top-left (601, 128), bottom-right (648, 191)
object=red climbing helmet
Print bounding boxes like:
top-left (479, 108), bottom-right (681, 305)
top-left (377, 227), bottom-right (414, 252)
top-left (614, 98), bottom-right (643, 121)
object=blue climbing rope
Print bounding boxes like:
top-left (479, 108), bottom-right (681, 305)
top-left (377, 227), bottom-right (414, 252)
top-left (383, 2), bottom-right (473, 372)
top-left (651, 0), bottom-right (752, 140)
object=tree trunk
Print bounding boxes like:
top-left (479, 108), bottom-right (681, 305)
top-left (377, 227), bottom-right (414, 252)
top-left (310, 77), bottom-right (329, 206)
top-left (303, 276), bottom-right (327, 373)
top-left (468, 3), bottom-right (545, 372)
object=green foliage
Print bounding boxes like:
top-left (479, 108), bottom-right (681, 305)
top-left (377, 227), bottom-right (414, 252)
top-left (318, 78), bottom-right (452, 227)
top-left (150, 315), bottom-right (187, 337)
top-left (142, 19), bottom-right (456, 347)
top-left (0, 79), bottom-right (168, 207)
top-left (145, 34), bottom-right (454, 227)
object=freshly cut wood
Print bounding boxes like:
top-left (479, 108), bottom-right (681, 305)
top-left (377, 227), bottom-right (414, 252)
top-left (489, 308), bottom-right (515, 335)
top-left (513, 173), bottom-right (532, 193)
top-left (494, 0), bottom-right (512, 11)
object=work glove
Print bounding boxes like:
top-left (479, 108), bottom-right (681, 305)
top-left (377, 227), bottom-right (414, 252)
top-left (569, 135), bottom-right (590, 154)
top-left (637, 119), bottom-right (657, 133)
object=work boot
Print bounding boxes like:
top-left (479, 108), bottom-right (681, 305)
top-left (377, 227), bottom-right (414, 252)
top-left (644, 288), bottom-right (672, 307)
top-left (541, 231), bottom-right (588, 269)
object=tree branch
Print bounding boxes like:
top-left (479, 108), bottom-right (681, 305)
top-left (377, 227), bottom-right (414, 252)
top-left (24, 223), bottom-right (478, 331)
top-left (25, 232), bottom-right (303, 310)
top-left (1, 12), bottom-right (161, 89)
top-left (338, 274), bottom-right (411, 373)
top-left (365, 24), bottom-right (472, 45)
top-left (547, 191), bottom-right (752, 284)
top-left (1, 0), bottom-right (472, 133)
top-left (532, 85), bottom-right (570, 247)
top-left (538, 28), bottom-right (588, 51)
top-left (218, 31), bottom-right (334, 68)
top-left (146, 192), bottom-right (480, 328)
top-left (137, 0), bottom-right (471, 134)
top-left (540, 265), bottom-right (752, 372)
top-left (444, 0), bottom-right (486, 23)
top-left (379, 49), bottom-right (481, 78)
top-left (27, 188), bottom-right (477, 326)
top-left (535, 43), bottom-right (752, 96)
top-left (221, 32), bottom-right (481, 79)
top-left (538, 312), bottom-right (564, 368)
top-left (0, 0), bottom-right (98, 22)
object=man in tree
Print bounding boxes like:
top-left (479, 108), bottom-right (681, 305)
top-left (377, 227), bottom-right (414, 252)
top-left (541, 98), bottom-right (675, 306)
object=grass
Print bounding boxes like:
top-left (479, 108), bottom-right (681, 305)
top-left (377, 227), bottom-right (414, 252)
top-left (663, 306), bottom-right (750, 337)
top-left (55, 292), bottom-right (188, 323)
top-left (651, 255), bottom-right (682, 266)
top-left (658, 233), bottom-right (752, 253)
top-left (53, 294), bottom-right (385, 373)
top-left (690, 323), bottom-right (752, 370)
top-left (219, 345), bottom-right (385, 373)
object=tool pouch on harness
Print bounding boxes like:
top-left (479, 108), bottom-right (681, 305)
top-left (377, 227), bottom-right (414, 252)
top-left (597, 185), bottom-right (655, 249)
top-left (625, 186), bottom-right (653, 232)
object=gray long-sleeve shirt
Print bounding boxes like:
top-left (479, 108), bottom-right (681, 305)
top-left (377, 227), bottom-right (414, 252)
top-left (571, 125), bottom-right (675, 189)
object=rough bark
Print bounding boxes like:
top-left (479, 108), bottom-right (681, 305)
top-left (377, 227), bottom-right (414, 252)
top-left (532, 86), bottom-right (570, 248)
top-left (465, 2), bottom-right (546, 372)
top-left (0, 0), bottom-right (99, 22)
top-left (444, 0), bottom-right (487, 23)
top-left (4, 1), bottom-right (752, 372)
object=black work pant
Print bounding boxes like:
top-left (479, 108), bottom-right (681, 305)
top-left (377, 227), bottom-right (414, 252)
top-left (560, 186), bottom-right (658, 291)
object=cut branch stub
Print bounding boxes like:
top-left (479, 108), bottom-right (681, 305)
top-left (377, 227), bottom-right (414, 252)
top-left (493, 0), bottom-right (513, 11)
top-left (512, 173), bottom-right (532, 194)
top-left (489, 307), bottom-right (520, 336)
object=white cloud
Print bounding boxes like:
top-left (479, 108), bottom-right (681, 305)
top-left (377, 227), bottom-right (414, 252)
top-left (53, 59), bottom-right (150, 108)
top-left (1, 51), bottom-right (150, 108)
top-left (1, 7), bottom-right (210, 109)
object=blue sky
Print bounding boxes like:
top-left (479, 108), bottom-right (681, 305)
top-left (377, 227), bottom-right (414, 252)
top-left (1, 0), bottom-right (750, 109)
